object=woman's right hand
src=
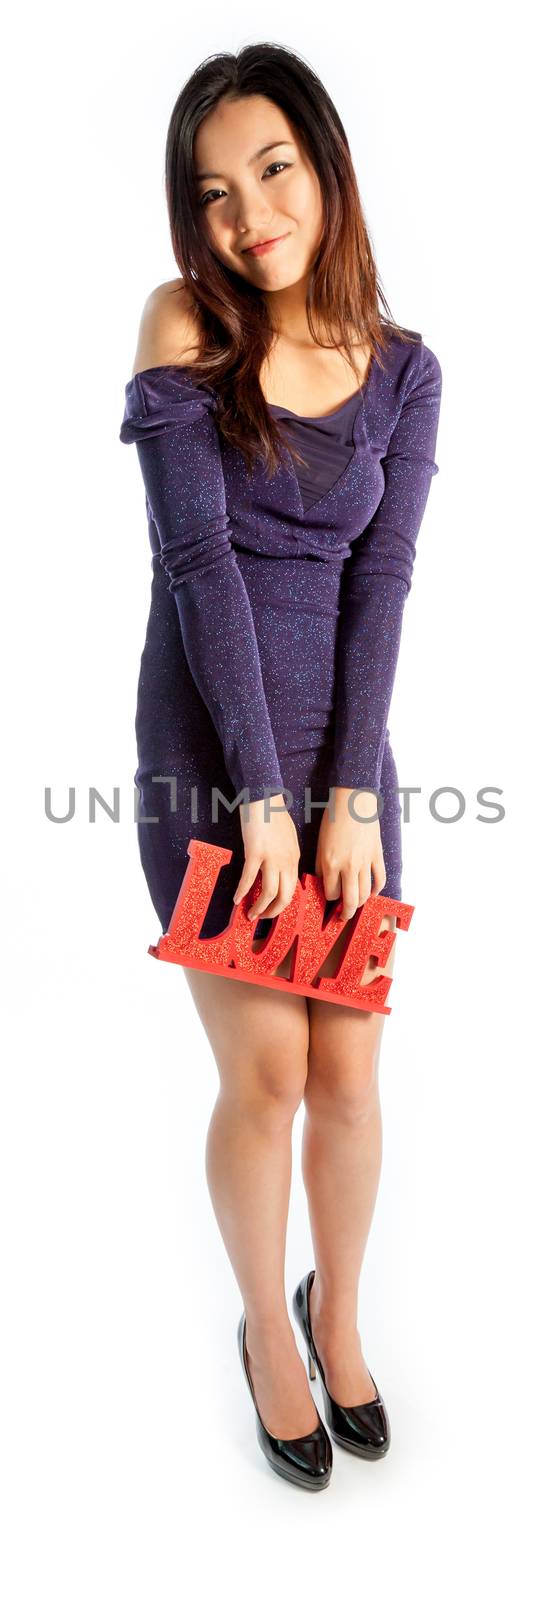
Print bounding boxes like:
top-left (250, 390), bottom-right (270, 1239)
top-left (233, 794), bottom-right (300, 922)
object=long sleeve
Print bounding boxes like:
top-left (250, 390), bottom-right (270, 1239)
top-left (327, 339), bottom-right (442, 794)
top-left (119, 367), bottom-right (284, 801)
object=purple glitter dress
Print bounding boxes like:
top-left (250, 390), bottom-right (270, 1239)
top-left (119, 326), bottom-right (442, 938)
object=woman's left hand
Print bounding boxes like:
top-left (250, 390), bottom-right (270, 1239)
top-left (315, 786), bottom-right (387, 920)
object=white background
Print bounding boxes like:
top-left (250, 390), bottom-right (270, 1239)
top-left (1, 1), bottom-right (540, 1593)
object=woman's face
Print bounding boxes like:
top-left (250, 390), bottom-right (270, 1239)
top-left (193, 93), bottom-right (324, 292)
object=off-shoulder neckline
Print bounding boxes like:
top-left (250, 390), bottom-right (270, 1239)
top-left (125, 356), bottom-right (376, 423)
top-left (126, 329), bottom-right (422, 414)
top-left (122, 336), bottom-right (425, 526)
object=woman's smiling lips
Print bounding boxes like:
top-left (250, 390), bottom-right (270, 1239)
top-left (242, 233), bottom-right (289, 256)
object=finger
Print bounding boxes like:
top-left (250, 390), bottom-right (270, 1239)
top-left (233, 857), bottom-right (261, 904)
top-left (263, 871), bottom-right (299, 919)
top-left (370, 856), bottom-right (387, 896)
top-left (247, 867), bottom-right (280, 920)
top-left (357, 864), bottom-right (373, 905)
top-left (339, 869), bottom-right (360, 920)
top-left (323, 868), bottom-right (341, 901)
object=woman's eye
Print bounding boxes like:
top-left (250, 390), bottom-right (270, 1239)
top-left (263, 161), bottom-right (291, 178)
top-left (200, 189), bottom-right (225, 208)
top-left (199, 161), bottom-right (291, 208)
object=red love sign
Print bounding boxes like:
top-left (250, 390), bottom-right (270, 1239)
top-left (148, 839), bottom-right (414, 1014)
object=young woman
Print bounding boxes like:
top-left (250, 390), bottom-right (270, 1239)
top-left (120, 42), bottom-right (442, 1492)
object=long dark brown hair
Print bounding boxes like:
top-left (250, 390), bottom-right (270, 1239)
top-left (164, 41), bottom-right (416, 477)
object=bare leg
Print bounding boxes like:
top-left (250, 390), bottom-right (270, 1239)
top-left (302, 913), bottom-right (397, 1405)
top-left (184, 952), bottom-right (320, 1438)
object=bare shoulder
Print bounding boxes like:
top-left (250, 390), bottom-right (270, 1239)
top-left (131, 278), bottom-right (203, 377)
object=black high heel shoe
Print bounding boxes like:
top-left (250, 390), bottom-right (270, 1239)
top-left (237, 1312), bottom-right (333, 1490)
top-left (292, 1271), bottom-right (390, 1459)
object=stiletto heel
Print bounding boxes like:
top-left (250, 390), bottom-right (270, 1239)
top-left (237, 1311), bottom-right (332, 1490)
top-left (292, 1270), bottom-right (390, 1460)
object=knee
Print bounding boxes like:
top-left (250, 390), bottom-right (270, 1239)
top-left (238, 1052), bottom-right (308, 1130)
top-left (220, 1024), bottom-right (309, 1132)
top-left (305, 1047), bottom-right (380, 1126)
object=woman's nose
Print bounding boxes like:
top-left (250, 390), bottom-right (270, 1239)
top-left (234, 194), bottom-right (274, 232)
